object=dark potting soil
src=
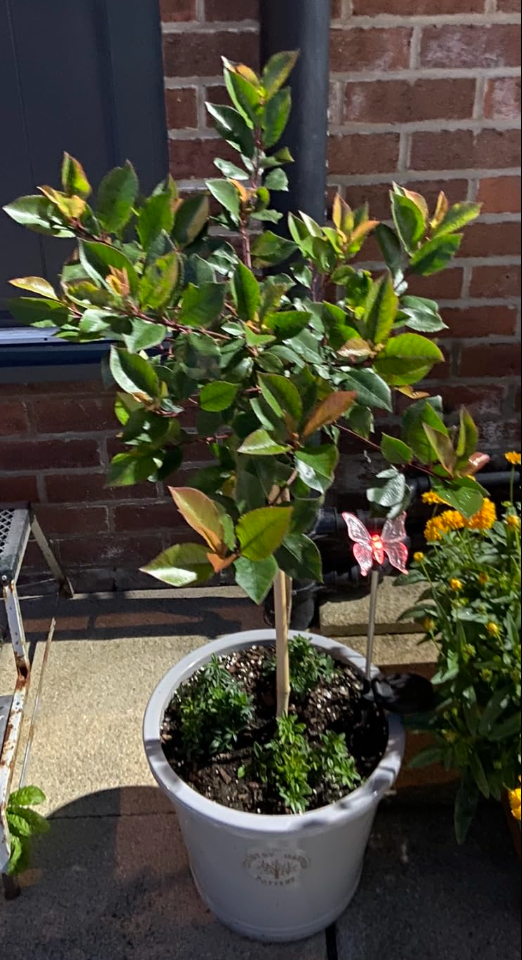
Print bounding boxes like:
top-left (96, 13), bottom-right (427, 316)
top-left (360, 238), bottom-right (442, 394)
top-left (161, 645), bottom-right (389, 815)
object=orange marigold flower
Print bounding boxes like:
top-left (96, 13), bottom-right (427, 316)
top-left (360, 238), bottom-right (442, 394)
top-left (509, 785), bottom-right (522, 822)
top-left (505, 452), bottom-right (522, 466)
top-left (506, 514), bottom-right (521, 530)
top-left (466, 499), bottom-right (497, 532)
top-left (422, 491), bottom-right (445, 505)
top-left (450, 579), bottom-right (464, 592)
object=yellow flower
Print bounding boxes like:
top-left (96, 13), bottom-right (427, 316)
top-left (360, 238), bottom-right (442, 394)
top-left (466, 499), bottom-right (497, 531)
top-left (478, 572), bottom-right (490, 586)
top-left (487, 622), bottom-right (501, 638)
top-left (425, 518), bottom-right (444, 542)
top-left (505, 452), bottom-right (522, 466)
top-left (423, 618), bottom-right (436, 633)
top-left (425, 510), bottom-right (466, 542)
top-left (509, 784), bottom-right (522, 822)
top-left (414, 552), bottom-right (426, 563)
top-left (450, 579), bottom-right (464, 592)
top-left (506, 514), bottom-right (521, 530)
top-left (481, 668), bottom-right (493, 683)
top-left (443, 730), bottom-right (457, 744)
top-left (422, 491), bottom-right (446, 505)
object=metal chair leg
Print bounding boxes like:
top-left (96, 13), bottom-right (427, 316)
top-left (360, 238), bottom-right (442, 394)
top-left (30, 515), bottom-right (74, 598)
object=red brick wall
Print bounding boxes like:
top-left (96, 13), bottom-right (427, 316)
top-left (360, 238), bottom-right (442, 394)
top-left (0, 0), bottom-right (520, 588)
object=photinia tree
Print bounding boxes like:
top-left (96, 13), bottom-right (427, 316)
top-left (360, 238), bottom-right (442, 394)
top-left (4, 52), bottom-right (489, 716)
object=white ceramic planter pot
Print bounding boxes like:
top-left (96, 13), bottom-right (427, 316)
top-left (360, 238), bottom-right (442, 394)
top-left (144, 629), bottom-right (405, 943)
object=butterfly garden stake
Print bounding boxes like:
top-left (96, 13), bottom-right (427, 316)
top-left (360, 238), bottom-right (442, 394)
top-left (343, 514), bottom-right (410, 680)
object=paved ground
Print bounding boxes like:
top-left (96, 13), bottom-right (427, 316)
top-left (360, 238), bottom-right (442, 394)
top-left (0, 592), bottom-right (520, 959)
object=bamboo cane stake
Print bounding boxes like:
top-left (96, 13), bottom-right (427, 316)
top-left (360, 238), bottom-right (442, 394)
top-left (271, 486), bottom-right (292, 717)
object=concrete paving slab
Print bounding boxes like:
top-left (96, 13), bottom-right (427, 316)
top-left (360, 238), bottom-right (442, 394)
top-left (321, 577), bottom-right (427, 636)
top-left (336, 633), bottom-right (437, 667)
top-left (0, 787), bottom-right (327, 960)
top-left (337, 803), bottom-right (521, 960)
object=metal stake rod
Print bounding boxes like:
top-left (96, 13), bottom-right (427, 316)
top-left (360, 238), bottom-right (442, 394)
top-left (366, 569), bottom-right (380, 682)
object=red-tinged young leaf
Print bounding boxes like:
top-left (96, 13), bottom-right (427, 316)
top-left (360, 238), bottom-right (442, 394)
top-left (9, 277), bottom-right (57, 299)
top-left (141, 543), bottom-right (214, 587)
top-left (61, 153), bottom-right (92, 199)
top-left (302, 392), bottom-right (357, 439)
top-left (423, 425), bottom-right (457, 475)
top-left (169, 488), bottom-right (226, 555)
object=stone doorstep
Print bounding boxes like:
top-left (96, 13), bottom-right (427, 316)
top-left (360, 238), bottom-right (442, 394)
top-left (320, 576), bottom-right (427, 637)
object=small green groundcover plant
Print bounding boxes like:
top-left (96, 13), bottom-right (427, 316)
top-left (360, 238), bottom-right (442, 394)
top-left (4, 51), bottom-right (492, 813)
top-left (6, 786), bottom-right (50, 875)
top-left (398, 459), bottom-right (521, 842)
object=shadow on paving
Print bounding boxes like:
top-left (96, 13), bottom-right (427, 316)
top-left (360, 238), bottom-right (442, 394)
top-left (1, 593), bottom-right (266, 645)
top-left (0, 787), bottom-right (324, 960)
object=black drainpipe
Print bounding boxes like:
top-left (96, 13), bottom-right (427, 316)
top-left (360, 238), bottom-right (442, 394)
top-left (260, 0), bottom-right (332, 226)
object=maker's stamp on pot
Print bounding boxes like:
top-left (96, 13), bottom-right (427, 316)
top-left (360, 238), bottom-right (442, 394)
top-left (243, 850), bottom-right (310, 886)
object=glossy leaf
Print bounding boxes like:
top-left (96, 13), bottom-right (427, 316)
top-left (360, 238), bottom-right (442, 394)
top-left (432, 202), bottom-right (482, 239)
top-left (263, 87), bottom-right (292, 149)
top-left (234, 556), bottom-right (278, 604)
top-left (172, 195), bottom-right (209, 247)
top-left (262, 50), bottom-right (299, 98)
top-left (258, 373), bottom-right (303, 426)
top-left (402, 398), bottom-right (448, 463)
top-left (251, 232), bottom-right (297, 268)
top-left (110, 347), bottom-right (161, 399)
top-left (237, 507), bottom-right (293, 561)
top-left (295, 446), bottom-right (339, 493)
top-left (375, 333), bottom-right (444, 386)
top-left (367, 468), bottom-right (408, 511)
top-left (381, 434), bottom-right (413, 466)
top-left (456, 407), bottom-right (479, 463)
top-left (223, 60), bottom-right (260, 124)
top-left (207, 179), bottom-right (241, 220)
top-left (410, 234), bottom-right (463, 276)
top-left (264, 169), bottom-right (289, 191)
top-left (140, 251), bottom-right (180, 310)
top-left (142, 543), bottom-right (214, 587)
top-left (364, 275), bottom-right (399, 345)
top-left (238, 429), bottom-right (291, 456)
top-left (123, 319), bottom-right (166, 352)
top-left (9, 787), bottom-right (46, 807)
top-left (231, 262), bottom-right (260, 320)
top-left (9, 276), bottom-right (57, 300)
top-left (61, 153), bottom-right (91, 199)
top-left (170, 487), bottom-right (226, 554)
top-left (302, 392), bottom-right (357, 439)
top-left (341, 368), bottom-right (392, 412)
top-left (107, 452), bottom-right (159, 486)
top-left (97, 162), bottom-right (138, 233)
top-left (398, 296), bottom-right (448, 333)
top-left (392, 192), bottom-right (426, 252)
top-left (137, 194), bottom-right (174, 250)
top-left (79, 241), bottom-right (139, 297)
top-left (376, 224), bottom-right (403, 276)
top-left (430, 478), bottom-right (485, 519)
top-left (276, 533), bottom-right (322, 581)
top-left (424, 425), bottom-right (457, 474)
top-left (206, 103), bottom-right (255, 158)
top-left (6, 297), bottom-right (68, 326)
top-left (178, 282), bottom-right (226, 328)
top-left (200, 381), bottom-right (239, 412)
top-left (264, 310), bottom-right (311, 339)
top-left (3, 195), bottom-right (74, 237)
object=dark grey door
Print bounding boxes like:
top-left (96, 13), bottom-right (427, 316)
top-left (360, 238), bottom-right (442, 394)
top-left (0, 0), bottom-right (168, 320)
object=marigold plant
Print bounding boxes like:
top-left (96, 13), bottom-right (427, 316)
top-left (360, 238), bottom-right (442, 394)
top-left (399, 469), bottom-right (521, 843)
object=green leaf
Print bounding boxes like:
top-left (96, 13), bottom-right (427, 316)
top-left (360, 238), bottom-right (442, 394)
top-left (61, 153), bottom-right (91, 199)
top-left (410, 235), bottom-right (463, 276)
top-left (341, 369), bottom-right (392, 412)
top-left (123, 318), bottom-right (165, 352)
top-left (392, 192), bottom-right (426, 252)
top-left (295, 446), bottom-right (339, 494)
top-left (7, 836), bottom-right (25, 876)
top-left (170, 488), bottom-right (226, 554)
top-left (214, 158), bottom-right (249, 180)
top-left (8, 786), bottom-right (46, 808)
top-left (303, 392), bottom-right (357, 439)
top-left (110, 347), bottom-right (160, 398)
top-left (107, 452), bottom-right (158, 487)
top-left (408, 747), bottom-right (443, 770)
top-left (455, 774), bottom-right (479, 845)
top-left (432, 202), bottom-right (482, 239)
top-left (178, 282), bottom-right (226, 328)
top-left (264, 309), bottom-right (311, 339)
top-left (251, 231), bottom-right (297, 268)
top-left (347, 404), bottom-right (374, 440)
top-left (142, 543), bottom-right (214, 587)
top-left (6, 297), bottom-right (68, 326)
top-left (376, 224), bottom-right (403, 276)
top-left (262, 87), bottom-right (292, 149)
top-left (97, 162), bottom-right (138, 233)
top-left (137, 193), bottom-right (174, 250)
top-left (456, 407), bottom-right (479, 464)
top-left (263, 51), bottom-right (299, 99)
top-left (223, 60), bottom-right (260, 124)
top-left (207, 179), bottom-right (241, 221)
top-left (264, 169), bottom-right (289, 191)
top-left (431, 479), bottom-right (484, 519)
top-left (140, 251), bottom-right (180, 311)
top-left (238, 429), bottom-right (291, 456)
top-left (423, 425), bottom-right (457, 474)
top-left (200, 382), bottom-right (239, 412)
top-left (237, 507), bottom-right (293, 561)
top-left (172, 195), bottom-right (209, 247)
top-left (276, 533), bottom-right (322, 581)
top-left (234, 556), bottom-right (278, 604)
top-left (322, 303), bottom-right (360, 352)
top-left (375, 333), bottom-right (444, 386)
top-left (402, 398), bottom-right (447, 463)
top-left (489, 713), bottom-right (521, 742)
top-left (381, 434), bottom-right (413, 466)
top-left (367, 468), bottom-right (407, 510)
top-left (9, 276), bottom-right (58, 299)
top-left (3, 195), bottom-right (74, 237)
top-left (258, 374), bottom-right (303, 426)
top-left (206, 103), bottom-right (255, 157)
top-left (470, 755), bottom-right (490, 799)
top-left (364, 275), bottom-right (399, 345)
top-left (79, 241), bottom-right (139, 297)
top-left (9, 808), bottom-right (50, 836)
top-left (231, 262), bottom-right (260, 320)
top-left (479, 687), bottom-right (511, 736)
top-left (398, 296), bottom-right (448, 333)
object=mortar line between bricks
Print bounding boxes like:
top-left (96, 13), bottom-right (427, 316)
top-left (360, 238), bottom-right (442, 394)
top-left (329, 118), bottom-right (521, 134)
top-left (473, 75), bottom-right (488, 120)
top-left (329, 167), bottom-right (521, 185)
top-left (195, 0), bottom-right (205, 19)
top-left (330, 67), bottom-right (522, 82)
top-left (331, 12), bottom-right (521, 25)
top-left (410, 23), bottom-right (423, 70)
top-left (162, 21), bottom-right (259, 33)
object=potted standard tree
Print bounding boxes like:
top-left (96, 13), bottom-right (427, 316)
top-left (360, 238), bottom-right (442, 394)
top-left (5, 53), bottom-right (489, 941)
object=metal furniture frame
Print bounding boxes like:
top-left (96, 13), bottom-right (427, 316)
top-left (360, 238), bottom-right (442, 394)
top-left (0, 505), bottom-right (72, 899)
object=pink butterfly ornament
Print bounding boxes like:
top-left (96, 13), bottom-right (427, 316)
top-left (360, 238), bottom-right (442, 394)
top-left (342, 513), bottom-right (410, 577)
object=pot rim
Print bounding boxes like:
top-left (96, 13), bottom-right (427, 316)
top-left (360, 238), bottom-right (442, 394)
top-left (143, 629), bottom-right (405, 833)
